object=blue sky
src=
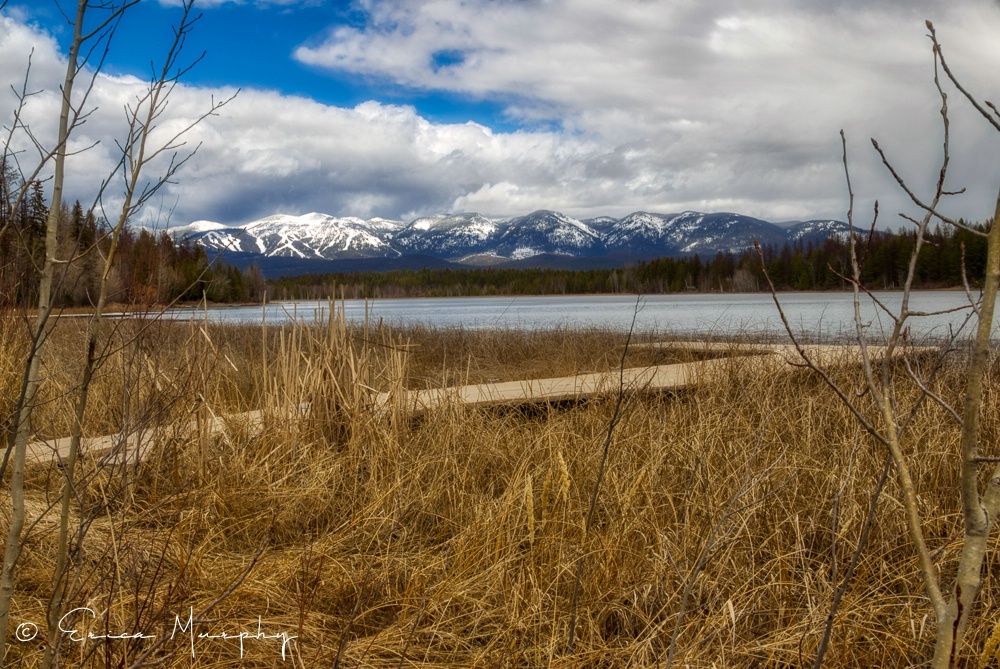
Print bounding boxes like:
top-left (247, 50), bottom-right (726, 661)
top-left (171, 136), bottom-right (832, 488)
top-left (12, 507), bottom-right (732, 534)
top-left (22, 1), bottom-right (514, 127)
top-left (4, 0), bottom-right (1000, 228)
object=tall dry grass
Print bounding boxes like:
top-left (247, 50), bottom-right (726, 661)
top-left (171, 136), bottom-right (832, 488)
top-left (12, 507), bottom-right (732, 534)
top-left (1, 306), bottom-right (997, 667)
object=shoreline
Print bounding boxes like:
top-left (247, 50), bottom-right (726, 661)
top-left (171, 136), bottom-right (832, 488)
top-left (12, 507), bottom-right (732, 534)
top-left (139, 284), bottom-right (975, 310)
top-left (6, 285), bottom-right (973, 315)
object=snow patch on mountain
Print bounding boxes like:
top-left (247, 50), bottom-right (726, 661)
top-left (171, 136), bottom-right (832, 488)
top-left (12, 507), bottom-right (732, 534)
top-left (786, 219), bottom-right (852, 242)
top-left (510, 246), bottom-right (543, 260)
top-left (166, 220), bottom-right (227, 238)
top-left (196, 230), bottom-right (245, 253)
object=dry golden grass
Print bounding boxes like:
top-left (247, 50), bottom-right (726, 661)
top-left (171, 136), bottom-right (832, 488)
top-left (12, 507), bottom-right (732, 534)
top-left (1, 305), bottom-right (998, 667)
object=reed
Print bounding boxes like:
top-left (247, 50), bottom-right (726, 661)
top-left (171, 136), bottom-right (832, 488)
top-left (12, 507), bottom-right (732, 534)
top-left (0, 306), bottom-right (993, 667)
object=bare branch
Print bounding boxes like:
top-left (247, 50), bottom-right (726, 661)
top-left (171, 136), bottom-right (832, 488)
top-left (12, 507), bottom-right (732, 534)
top-left (567, 295), bottom-right (643, 652)
top-left (927, 20), bottom-right (1000, 133)
top-left (960, 242), bottom-right (981, 317)
top-left (872, 140), bottom-right (983, 236)
top-left (902, 357), bottom-right (964, 425)
top-left (756, 240), bottom-right (889, 446)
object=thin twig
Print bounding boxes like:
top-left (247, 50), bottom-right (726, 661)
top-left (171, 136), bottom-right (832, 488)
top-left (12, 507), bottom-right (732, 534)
top-left (567, 295), bottom-right (643, 652)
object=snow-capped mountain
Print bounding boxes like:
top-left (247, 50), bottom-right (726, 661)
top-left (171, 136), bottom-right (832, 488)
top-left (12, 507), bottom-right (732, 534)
top-left (392, 213), bottom-right (498, 259)
top-left (602, 211), bottom-right (788, 255)
top-left (785, 219), bottom-right (853, 245)
top-left (491, 210), bottom-right (603, 259)
top-left (177, 213), bottom-right (403, 259)
top-left (174, 209), bottom-right (850, 271)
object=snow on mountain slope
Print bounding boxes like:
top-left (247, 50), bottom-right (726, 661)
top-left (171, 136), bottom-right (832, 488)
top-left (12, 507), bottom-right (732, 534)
top-left (162, 220), bottom-right (227, 239)
top-left (393, 213), bottom-right (499, 258)
top-left (490, 210), bottom-right (603, 259)
top-left (602, 211), bottom-right (788, 255)
top-left (669, 212), bottom-right (787, 254)
top-left (182, 213), bottom-right (403, 259)
top-left (786, 220), bottom-right (852, 244)
top-left (602, 211), bottom-right (680, 253)
top-left (175, 209), bottom-right (849, 265)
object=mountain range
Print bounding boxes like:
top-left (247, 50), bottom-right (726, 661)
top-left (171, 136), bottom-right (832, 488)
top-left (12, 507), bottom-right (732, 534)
top-left (170, 210), bottom-right (850, 275)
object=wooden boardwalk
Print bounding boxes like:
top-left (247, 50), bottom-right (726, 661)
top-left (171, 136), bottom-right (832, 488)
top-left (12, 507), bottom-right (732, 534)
top-left (25, 411), bottom-right (250, 466)
top-left (24, 341), bottom-right (935, 466)
top-left (638, 341), bottom-right (934, 365)
top-left (379, 357), bottom-right (731, 414)
top-left (26, 356), bottom-right (729, 465)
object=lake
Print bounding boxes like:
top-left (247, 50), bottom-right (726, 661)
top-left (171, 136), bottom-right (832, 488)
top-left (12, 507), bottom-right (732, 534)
top-left (169, 290), bottom-right (988, 341)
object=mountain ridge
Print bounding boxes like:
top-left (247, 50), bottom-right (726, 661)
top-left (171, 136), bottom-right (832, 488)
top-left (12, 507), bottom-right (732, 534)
top-left (168, 210), bottom-right (850, 275)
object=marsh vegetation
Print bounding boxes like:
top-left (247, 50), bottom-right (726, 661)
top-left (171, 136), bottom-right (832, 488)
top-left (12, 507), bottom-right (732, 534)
top-left (3, 309), bottom-right (998, 667)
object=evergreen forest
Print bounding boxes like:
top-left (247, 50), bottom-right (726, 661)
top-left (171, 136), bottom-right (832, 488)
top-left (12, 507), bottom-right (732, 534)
top-left (0, 171), bottom-right (264, 308)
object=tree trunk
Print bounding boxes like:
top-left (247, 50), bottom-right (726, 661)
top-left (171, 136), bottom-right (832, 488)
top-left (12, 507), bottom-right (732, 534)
top-left (0, 3), bottom-right (86, 664)
top-left (931, 186), bottom-right (1000, 667)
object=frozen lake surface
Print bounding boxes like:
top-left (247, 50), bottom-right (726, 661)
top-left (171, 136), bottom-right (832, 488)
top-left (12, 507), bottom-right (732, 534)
top-left (170, 290), bottom-right (987, 341)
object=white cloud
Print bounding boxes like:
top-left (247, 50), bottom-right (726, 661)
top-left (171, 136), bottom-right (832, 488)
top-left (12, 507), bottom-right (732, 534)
top-left (294, 0), bottom-right (1000, 224)
top-left (4, 2), bottom-right (1000, 231)
top-left (0, 9), bottom-right (622, 226)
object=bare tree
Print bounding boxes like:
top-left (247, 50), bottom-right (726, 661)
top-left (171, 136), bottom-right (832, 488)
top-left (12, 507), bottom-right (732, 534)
top-left (0, 2), bottom-right (233, 664)
top-left (0, 3), bottom-right (109, 657)
top-left (761, 21), bottom-right (1000, 668)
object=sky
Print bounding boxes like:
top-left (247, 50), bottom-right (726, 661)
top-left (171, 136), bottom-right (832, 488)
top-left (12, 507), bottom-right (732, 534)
top-left (3, 0), bottom-right (1000, 230)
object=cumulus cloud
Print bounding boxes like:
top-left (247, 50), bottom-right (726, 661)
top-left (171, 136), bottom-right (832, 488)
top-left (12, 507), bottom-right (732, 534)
top-left (0, 12), bottom-right (599, 226)
top-left (295, 0), bottom-right (1000, 223)
top-left (3, 1), bottom-right (1000, 230)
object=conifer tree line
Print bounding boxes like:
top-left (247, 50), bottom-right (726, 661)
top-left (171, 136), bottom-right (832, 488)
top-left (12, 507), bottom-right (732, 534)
top-left (0, 169), bottom-right (265, 308)
top-left (270, 222), bottom-right (991, 299)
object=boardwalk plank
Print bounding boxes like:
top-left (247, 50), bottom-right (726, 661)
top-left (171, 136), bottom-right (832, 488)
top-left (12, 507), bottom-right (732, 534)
top-left (383, 357), bottom-right (732, 413)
